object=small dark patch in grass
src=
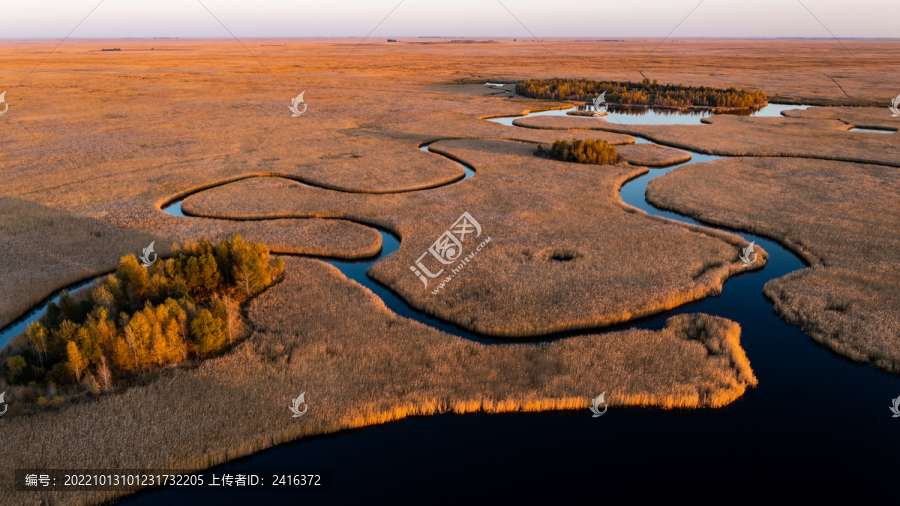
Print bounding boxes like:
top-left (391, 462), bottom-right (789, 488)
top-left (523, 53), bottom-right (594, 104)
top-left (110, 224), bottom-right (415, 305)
top-left (536, 248), bottom-right (581, 262)
top-left (551, 252), bottom-right (576, 262)
top-left (825, 297), bottom-right (850, 312)
top-left (320, 153), bottom-right (363, 160)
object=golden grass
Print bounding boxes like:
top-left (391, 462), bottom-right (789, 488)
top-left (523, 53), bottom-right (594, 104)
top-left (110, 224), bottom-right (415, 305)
top-left (615, 143), bottom-right (692, 167)
top-left (647, 157), bottom-right (900, 372)
top-left (180, 138), bottom-right (762, 337)
top-left (0, 38), bottom-right (894, 334)
top-left (169, 217), bottom-right (383, 259)
top-left (512, 113), bottom-right (900, 168)
top-left (783, 107), bottom-right (899, 132)
top-left (0, 195), bottom-right (382, 335)
top-left (0, 38), bottom-right (893, 503)
top-left (0, 257), bottom-right (757, 506)
top-left (0, 196), bottom-right (163, 330)
top-left (540, 138), bottom-right (619, 164)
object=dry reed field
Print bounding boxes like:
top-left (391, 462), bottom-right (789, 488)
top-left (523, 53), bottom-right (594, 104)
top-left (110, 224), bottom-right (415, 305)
top-left (0, 196), bottom-right (163, 330)
top-left (614, 143), bottom-right (692, 166)
top-left (0, 195), bottom-right (380, 331)
top-left (1, 37), bottom-right (898, 504)
top-left (646, 157), bottom-right (900, 372)
top-left (181, 138), bottom-right (761, 337)
top-left (514, 113), bottom-right (900, 167)
top-left (783, 106), bottom-right (899, 131)
top-left (1, 38), bottom-right (895, 310)
top-left (0, 258), bottom-right (757, 506)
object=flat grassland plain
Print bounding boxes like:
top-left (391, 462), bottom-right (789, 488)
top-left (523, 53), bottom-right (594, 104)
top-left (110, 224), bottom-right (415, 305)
top-left (0, 38), bottom-right (898, 505)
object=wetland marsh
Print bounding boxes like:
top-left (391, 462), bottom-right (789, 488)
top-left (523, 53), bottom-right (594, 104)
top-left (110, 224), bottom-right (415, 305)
top-left (1, 37), bottom-right (898, 505)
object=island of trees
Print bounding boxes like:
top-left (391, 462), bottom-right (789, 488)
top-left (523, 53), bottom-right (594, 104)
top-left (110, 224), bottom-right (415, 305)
top-left (2, 235), bottom-right (283, 408)
top-left (516, 78), bottom-right (767, 110)
top-left (537, 138), bottom-right (618, 165)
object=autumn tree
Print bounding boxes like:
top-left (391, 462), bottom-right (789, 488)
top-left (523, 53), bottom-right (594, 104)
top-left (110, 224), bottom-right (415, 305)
top-left (97, 355), bottom-right (112, 392)
top-left (116, 255), bottom-right (150, 309)
top-left (3, 234), bottom-right (282, 393)
top-left (516, 78), bottom-right (766, 109)
top-left (542, 138), bottom-right (618, 165)
top-left (191, 309), bottom-right (228, 355)
top-left (113, 326), bottom-right (137, 372)
top-left (26, 322), bottom-right (49, 367)
top-left (66, 341), bottom-right (86, 382)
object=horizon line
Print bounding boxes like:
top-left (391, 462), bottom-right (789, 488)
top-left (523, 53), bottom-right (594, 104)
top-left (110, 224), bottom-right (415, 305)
top-left (2, 36), bottom-right (899, 41)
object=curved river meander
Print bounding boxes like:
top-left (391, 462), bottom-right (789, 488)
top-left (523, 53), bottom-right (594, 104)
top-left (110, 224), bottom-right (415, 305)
top-left (3, 103), bottom-right (898, 502)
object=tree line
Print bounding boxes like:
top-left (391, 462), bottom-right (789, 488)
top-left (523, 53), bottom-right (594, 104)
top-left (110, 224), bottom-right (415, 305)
top-left (3, 235), bottom-right (283, 397)
top-left (537, 138), bottom-right (618, 165)
top-left (516, 78), bottom-right (767, 109)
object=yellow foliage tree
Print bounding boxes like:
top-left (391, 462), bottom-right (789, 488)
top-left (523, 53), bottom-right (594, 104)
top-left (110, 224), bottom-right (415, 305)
top-left (66, 341), bottom-right (86, 382)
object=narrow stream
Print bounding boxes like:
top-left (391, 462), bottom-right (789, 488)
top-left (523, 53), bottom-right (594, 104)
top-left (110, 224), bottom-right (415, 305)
top-left (5, 103), bottom-right (897, 503)
top-left (123, 104), bottom-right (900, 503)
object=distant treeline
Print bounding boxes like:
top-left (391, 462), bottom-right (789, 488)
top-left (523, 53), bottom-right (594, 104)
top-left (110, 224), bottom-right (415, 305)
top-left (516, 78), bottom-right (767, 109)
top-left (537, 138), bottom-right (618, 165)
top-left (3, 235), bottom-right (283, 402)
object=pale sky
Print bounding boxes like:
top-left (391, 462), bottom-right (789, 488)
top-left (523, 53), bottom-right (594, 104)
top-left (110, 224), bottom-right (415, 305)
top-left (2, 0), bottom-right (897, 39)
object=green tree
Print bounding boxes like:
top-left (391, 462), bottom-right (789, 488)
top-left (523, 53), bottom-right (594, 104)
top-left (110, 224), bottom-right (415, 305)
top-left (52, 320), bottom-right (80, 356)
top-left (47, 361), bottom-right (75, 385)
top-left (58, 292), bottom-right (83, 323)
top-left (191, 309), bottom-right (228, 355)
top-left (5, 355), bottom-right (27, 384)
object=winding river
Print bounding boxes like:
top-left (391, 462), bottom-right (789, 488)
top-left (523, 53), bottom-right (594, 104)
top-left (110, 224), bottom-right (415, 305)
top-left (4, 103), bottom-right (898, 503)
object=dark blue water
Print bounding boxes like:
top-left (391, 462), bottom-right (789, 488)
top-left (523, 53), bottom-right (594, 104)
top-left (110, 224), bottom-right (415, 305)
top-left (0, 146), bottom-right (470, 350)
top-left (8, 106), bottom-right (898, 504)
top-left (331, 146), bottom-right (486, 337)
top-left (0, 277), bottom-right (104, 348)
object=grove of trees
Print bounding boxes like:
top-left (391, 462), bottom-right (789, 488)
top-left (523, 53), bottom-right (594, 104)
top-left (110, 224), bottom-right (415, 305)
top-left (538, 138), bottom-right (619, 165)
top-left (3, 235), bottom-right (283, 395)
top-left (516, 78), bottom-right (767, 109)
